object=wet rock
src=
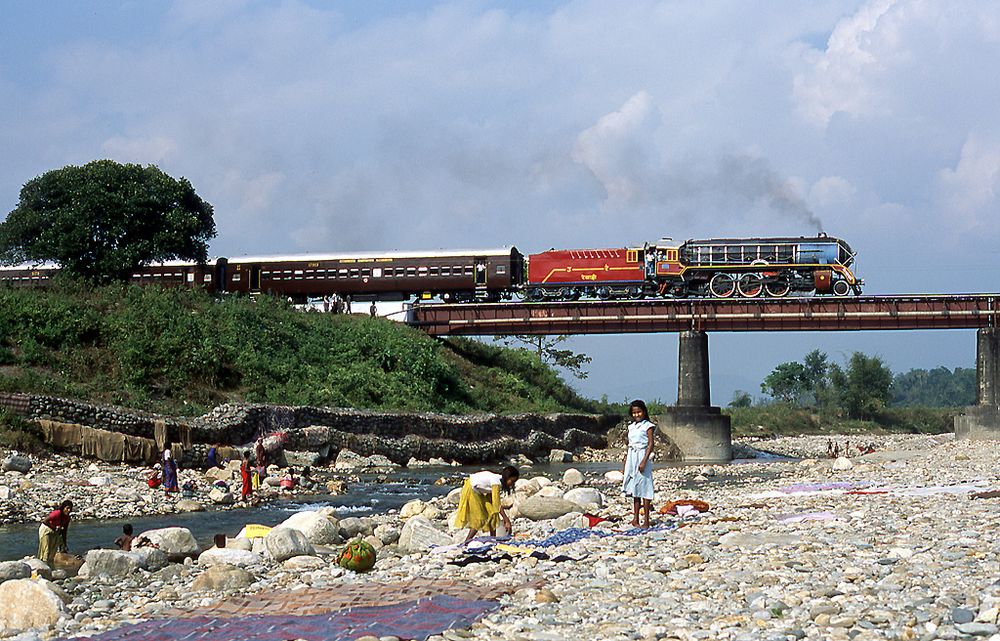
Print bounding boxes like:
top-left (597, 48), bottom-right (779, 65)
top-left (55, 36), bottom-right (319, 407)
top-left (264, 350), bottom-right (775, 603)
top-left (209, 488), bottom-right (235, 504)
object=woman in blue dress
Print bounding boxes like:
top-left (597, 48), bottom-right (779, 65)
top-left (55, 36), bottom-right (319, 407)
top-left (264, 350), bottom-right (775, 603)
top-left (621, 399), bottom-right (655, 528)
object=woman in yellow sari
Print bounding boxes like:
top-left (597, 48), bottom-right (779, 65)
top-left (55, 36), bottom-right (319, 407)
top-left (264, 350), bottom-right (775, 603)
top-left (455, 466), bottom-right (519, 542)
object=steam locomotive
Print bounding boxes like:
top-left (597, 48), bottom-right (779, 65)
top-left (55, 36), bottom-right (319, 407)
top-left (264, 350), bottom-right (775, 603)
top-left (0, 234), bottom-right (861, 302)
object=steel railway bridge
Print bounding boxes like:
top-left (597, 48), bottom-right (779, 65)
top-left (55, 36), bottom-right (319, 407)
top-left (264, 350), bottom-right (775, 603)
top-left (408, 294), bottom-right (1000, 460)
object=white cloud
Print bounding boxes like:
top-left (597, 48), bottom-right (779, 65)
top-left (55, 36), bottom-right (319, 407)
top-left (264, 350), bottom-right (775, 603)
top-left (938, 134), bottom-right (1000, 231)
top-left (809, 176), bottom-right (857, 208)
top-left (792, 0), bottom-right (899, 126)
top-left (571, 91), bottom-right (658, 206)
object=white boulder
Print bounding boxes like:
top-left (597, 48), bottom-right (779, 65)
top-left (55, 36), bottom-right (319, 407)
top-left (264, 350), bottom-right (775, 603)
top-left (278, 511), bottom-right (341, 545)
top-left (136, 527), bottom-right (200, 561)
top-left (264, 528), bottom-right (315, 562)
top-left (397, 516), bottom-right (453, 554)
top-left (197, 548), bottom-right (262, 568)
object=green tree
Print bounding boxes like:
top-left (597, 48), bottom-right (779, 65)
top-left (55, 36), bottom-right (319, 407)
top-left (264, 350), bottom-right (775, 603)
top-left (892, 366), bottom-right (975, 407)
top-left (728, 390), bottom-right (753, 408)
top-left (829, 352), bottom-right (893, 419)
top-left (801, 349), bottom-right (829, 404)
top-left (0, 160), bottom-right (216, 282)
top-left (761, 361), bottom-right (808, 403)
top-left (501, 335), bottom-right (593, 379)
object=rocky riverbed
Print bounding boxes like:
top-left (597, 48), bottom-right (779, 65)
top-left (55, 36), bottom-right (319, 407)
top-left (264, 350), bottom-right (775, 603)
top-left (3, 432), bottom-right (1000, 641)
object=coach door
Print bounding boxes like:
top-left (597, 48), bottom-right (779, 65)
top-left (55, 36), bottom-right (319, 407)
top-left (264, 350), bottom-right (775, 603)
top-left (250, 266), bottom-right (262, 291)
top-left (474, 257), bottom-right (488, 292)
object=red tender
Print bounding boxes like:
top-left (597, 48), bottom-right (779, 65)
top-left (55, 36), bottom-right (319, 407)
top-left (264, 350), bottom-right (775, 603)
top-left (527, 249), bottom-right (644, 286)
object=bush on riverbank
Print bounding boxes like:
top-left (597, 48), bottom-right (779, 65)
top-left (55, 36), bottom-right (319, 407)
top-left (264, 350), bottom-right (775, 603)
top-left (0, 284), bottom-right (602, 416)
top-left (726, 402), bottom-right (956, 437)
top-left (0, 407), bottom-right (45, 453)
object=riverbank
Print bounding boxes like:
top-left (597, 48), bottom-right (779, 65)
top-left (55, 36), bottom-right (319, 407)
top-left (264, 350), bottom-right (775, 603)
top-left (3, 432), bottom-right (999, 640)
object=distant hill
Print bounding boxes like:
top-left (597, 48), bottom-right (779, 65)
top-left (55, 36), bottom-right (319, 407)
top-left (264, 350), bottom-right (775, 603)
top-left (0, 282), bottom-right (604, 417)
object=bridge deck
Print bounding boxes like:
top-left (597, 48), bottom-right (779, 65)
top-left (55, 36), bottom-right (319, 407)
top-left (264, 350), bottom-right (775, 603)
top-left (409, 294), bottom-right (1000, 335)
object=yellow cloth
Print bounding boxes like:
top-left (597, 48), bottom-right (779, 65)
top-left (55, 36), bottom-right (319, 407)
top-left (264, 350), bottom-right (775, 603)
top-left (38, 524), bottom-right (58, 564)
top-left (494, 543), bottom-right (536, 555)
top-left (454, 479), bottom-right (501, 533)
top-left (243, 524), bottom-right (272, 539)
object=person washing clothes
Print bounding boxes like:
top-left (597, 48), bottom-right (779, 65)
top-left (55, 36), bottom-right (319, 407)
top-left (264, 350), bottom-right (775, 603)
top-left (455, 466), bottom-right (519, 542)
top-left (622, 399), bottom-right (655, 528)
top-left (38, 500), bottom-right (72, 565)
top-left (240, 450), bottom-right (253, 502)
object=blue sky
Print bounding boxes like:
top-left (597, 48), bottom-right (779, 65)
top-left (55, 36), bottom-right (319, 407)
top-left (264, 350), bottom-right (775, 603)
top-left (3, 0), bottom-right (1000, 405)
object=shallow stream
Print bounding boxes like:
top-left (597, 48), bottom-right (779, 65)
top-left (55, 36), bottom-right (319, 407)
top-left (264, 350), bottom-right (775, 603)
top-left (0, 461), bottom-right (644, 561)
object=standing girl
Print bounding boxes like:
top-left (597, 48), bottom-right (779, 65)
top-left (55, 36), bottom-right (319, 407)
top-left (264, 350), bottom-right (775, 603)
top-left (622, 399), bottom-right (655, 528)
top-left (455, 466), bottom-right (519, 542)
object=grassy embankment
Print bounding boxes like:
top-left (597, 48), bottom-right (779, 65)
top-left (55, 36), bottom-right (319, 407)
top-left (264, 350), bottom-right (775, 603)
top-left (0, 282), bottom-right (604, 432)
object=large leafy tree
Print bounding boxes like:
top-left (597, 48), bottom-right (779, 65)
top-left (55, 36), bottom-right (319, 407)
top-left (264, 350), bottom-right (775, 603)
top-left (760, 361), bottom-right (808, 403)
top-left (829, 352), bottom-right (894, 419)
top-left (0, 160), bottom-right (216, 282)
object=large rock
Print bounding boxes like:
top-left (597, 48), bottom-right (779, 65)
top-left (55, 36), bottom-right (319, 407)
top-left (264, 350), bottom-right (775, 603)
top-left (278, 511), bottom-right (340, 545)
top-left (0, 562), bottom-right (30, 583)
top-left (518, 496), bottom-right (581, 521)
top-left (338, 517), bottom-right (373, 539)
top-left (832, 456), bottom-right (854, 470)
top-left (335, 450), bottom-right (397, 470)
top-left (374, 524), bottom-right (401, 546)
top-left (397, 516), bottom-right (453, 554)
top-left (563, 487), bottom-right (603, 510)
top-left (0, 579), bottom-right (67, 633)
top-left (264, 527), bottom-right (315, 562)
top-left (191, 564), bottom-right (255, 592)
top-left (175, 499), bottom-right (205, 513)
top-left (2, 455), bottom-right (31, 474)
top-left (79, 550), bottom-right (140, 578)
top-left (203, 467), bottom-right (231, 483)
top-left (514, 479), bottom-right (541, 496)
top-left (549, 449), bottom-right (573, 463)
top-left (197, 548), bottom-right (262, 568)
top-left (400, 499), bottom-right (428, 519)
top-left (536, 485), bottom-right (564, 499)
top-left (562, 468), bottom-right (585, 487)
top-left (130, 547), bottom-right (169, 571)
top-left (282, 555), bottom-right (325, 571)
top-left (603, 470), bottom-right (625, 483)
top-left (136, 527), bottom-right (200, 561)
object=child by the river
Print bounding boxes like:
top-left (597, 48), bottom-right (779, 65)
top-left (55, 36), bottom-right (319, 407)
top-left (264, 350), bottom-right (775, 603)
top-left (622, 399), bottom-right (655, 528)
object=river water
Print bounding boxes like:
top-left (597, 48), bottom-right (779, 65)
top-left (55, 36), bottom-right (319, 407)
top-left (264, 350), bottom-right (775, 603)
top-left (0, 461), bottom-right (649, 562)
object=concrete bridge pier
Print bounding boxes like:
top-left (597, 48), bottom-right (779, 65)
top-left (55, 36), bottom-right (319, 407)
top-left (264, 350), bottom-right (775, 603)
top-left (955, 328), bottom-right (1000, 439)
top-left (656, 330), bottom-right (733, 461)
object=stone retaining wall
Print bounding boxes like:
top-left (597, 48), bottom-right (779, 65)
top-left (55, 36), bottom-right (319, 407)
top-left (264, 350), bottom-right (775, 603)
top-left (0, 393), bottom-right (617, 465)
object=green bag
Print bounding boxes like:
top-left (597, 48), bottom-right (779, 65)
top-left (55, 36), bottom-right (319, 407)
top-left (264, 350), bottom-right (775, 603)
top-left (337, 538), bottom-right (377, 572)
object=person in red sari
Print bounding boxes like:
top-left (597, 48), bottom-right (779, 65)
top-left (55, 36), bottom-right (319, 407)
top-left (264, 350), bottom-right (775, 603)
top-left (240, 450), bottom-right (252, 502)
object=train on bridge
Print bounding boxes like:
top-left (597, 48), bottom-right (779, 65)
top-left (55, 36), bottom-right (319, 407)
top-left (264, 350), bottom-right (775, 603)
top-left (0, 234), bottom-right (861, 302)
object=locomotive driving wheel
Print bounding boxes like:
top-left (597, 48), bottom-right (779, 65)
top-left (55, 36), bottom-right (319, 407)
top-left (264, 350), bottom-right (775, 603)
top-left (764, 277), bottom-right (790, 298)
top-left (737, 273), bottom-right (763, 298)
top-left (709, 273), bottom-right (736, 298)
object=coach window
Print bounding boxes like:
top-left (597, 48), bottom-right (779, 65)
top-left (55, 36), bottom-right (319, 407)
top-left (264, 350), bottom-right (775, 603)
top-left (350, 269), bottom-right (359, 278)
top-left (496, 265), bottom-right (506, 274)
top-left (464, 265), bottom-right (474, 276)
top-left (429, 267), bottom-right (439, 276)
top-left (372, 268), bottom-right (382, 278)
top-left (362, 268), bottom-right (371, 278)
top-left (187, 273), bottom-right (195, 283)
top-left (232, 273), bottom-right (242, 282)
top-left (417, 266), bottom-right (428, 276)
top-left (405, 267), bottom-right (415, 277)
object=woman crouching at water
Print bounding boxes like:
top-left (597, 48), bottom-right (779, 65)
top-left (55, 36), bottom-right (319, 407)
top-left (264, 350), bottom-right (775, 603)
top-left (455, 466), bottom-right (519, 542)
